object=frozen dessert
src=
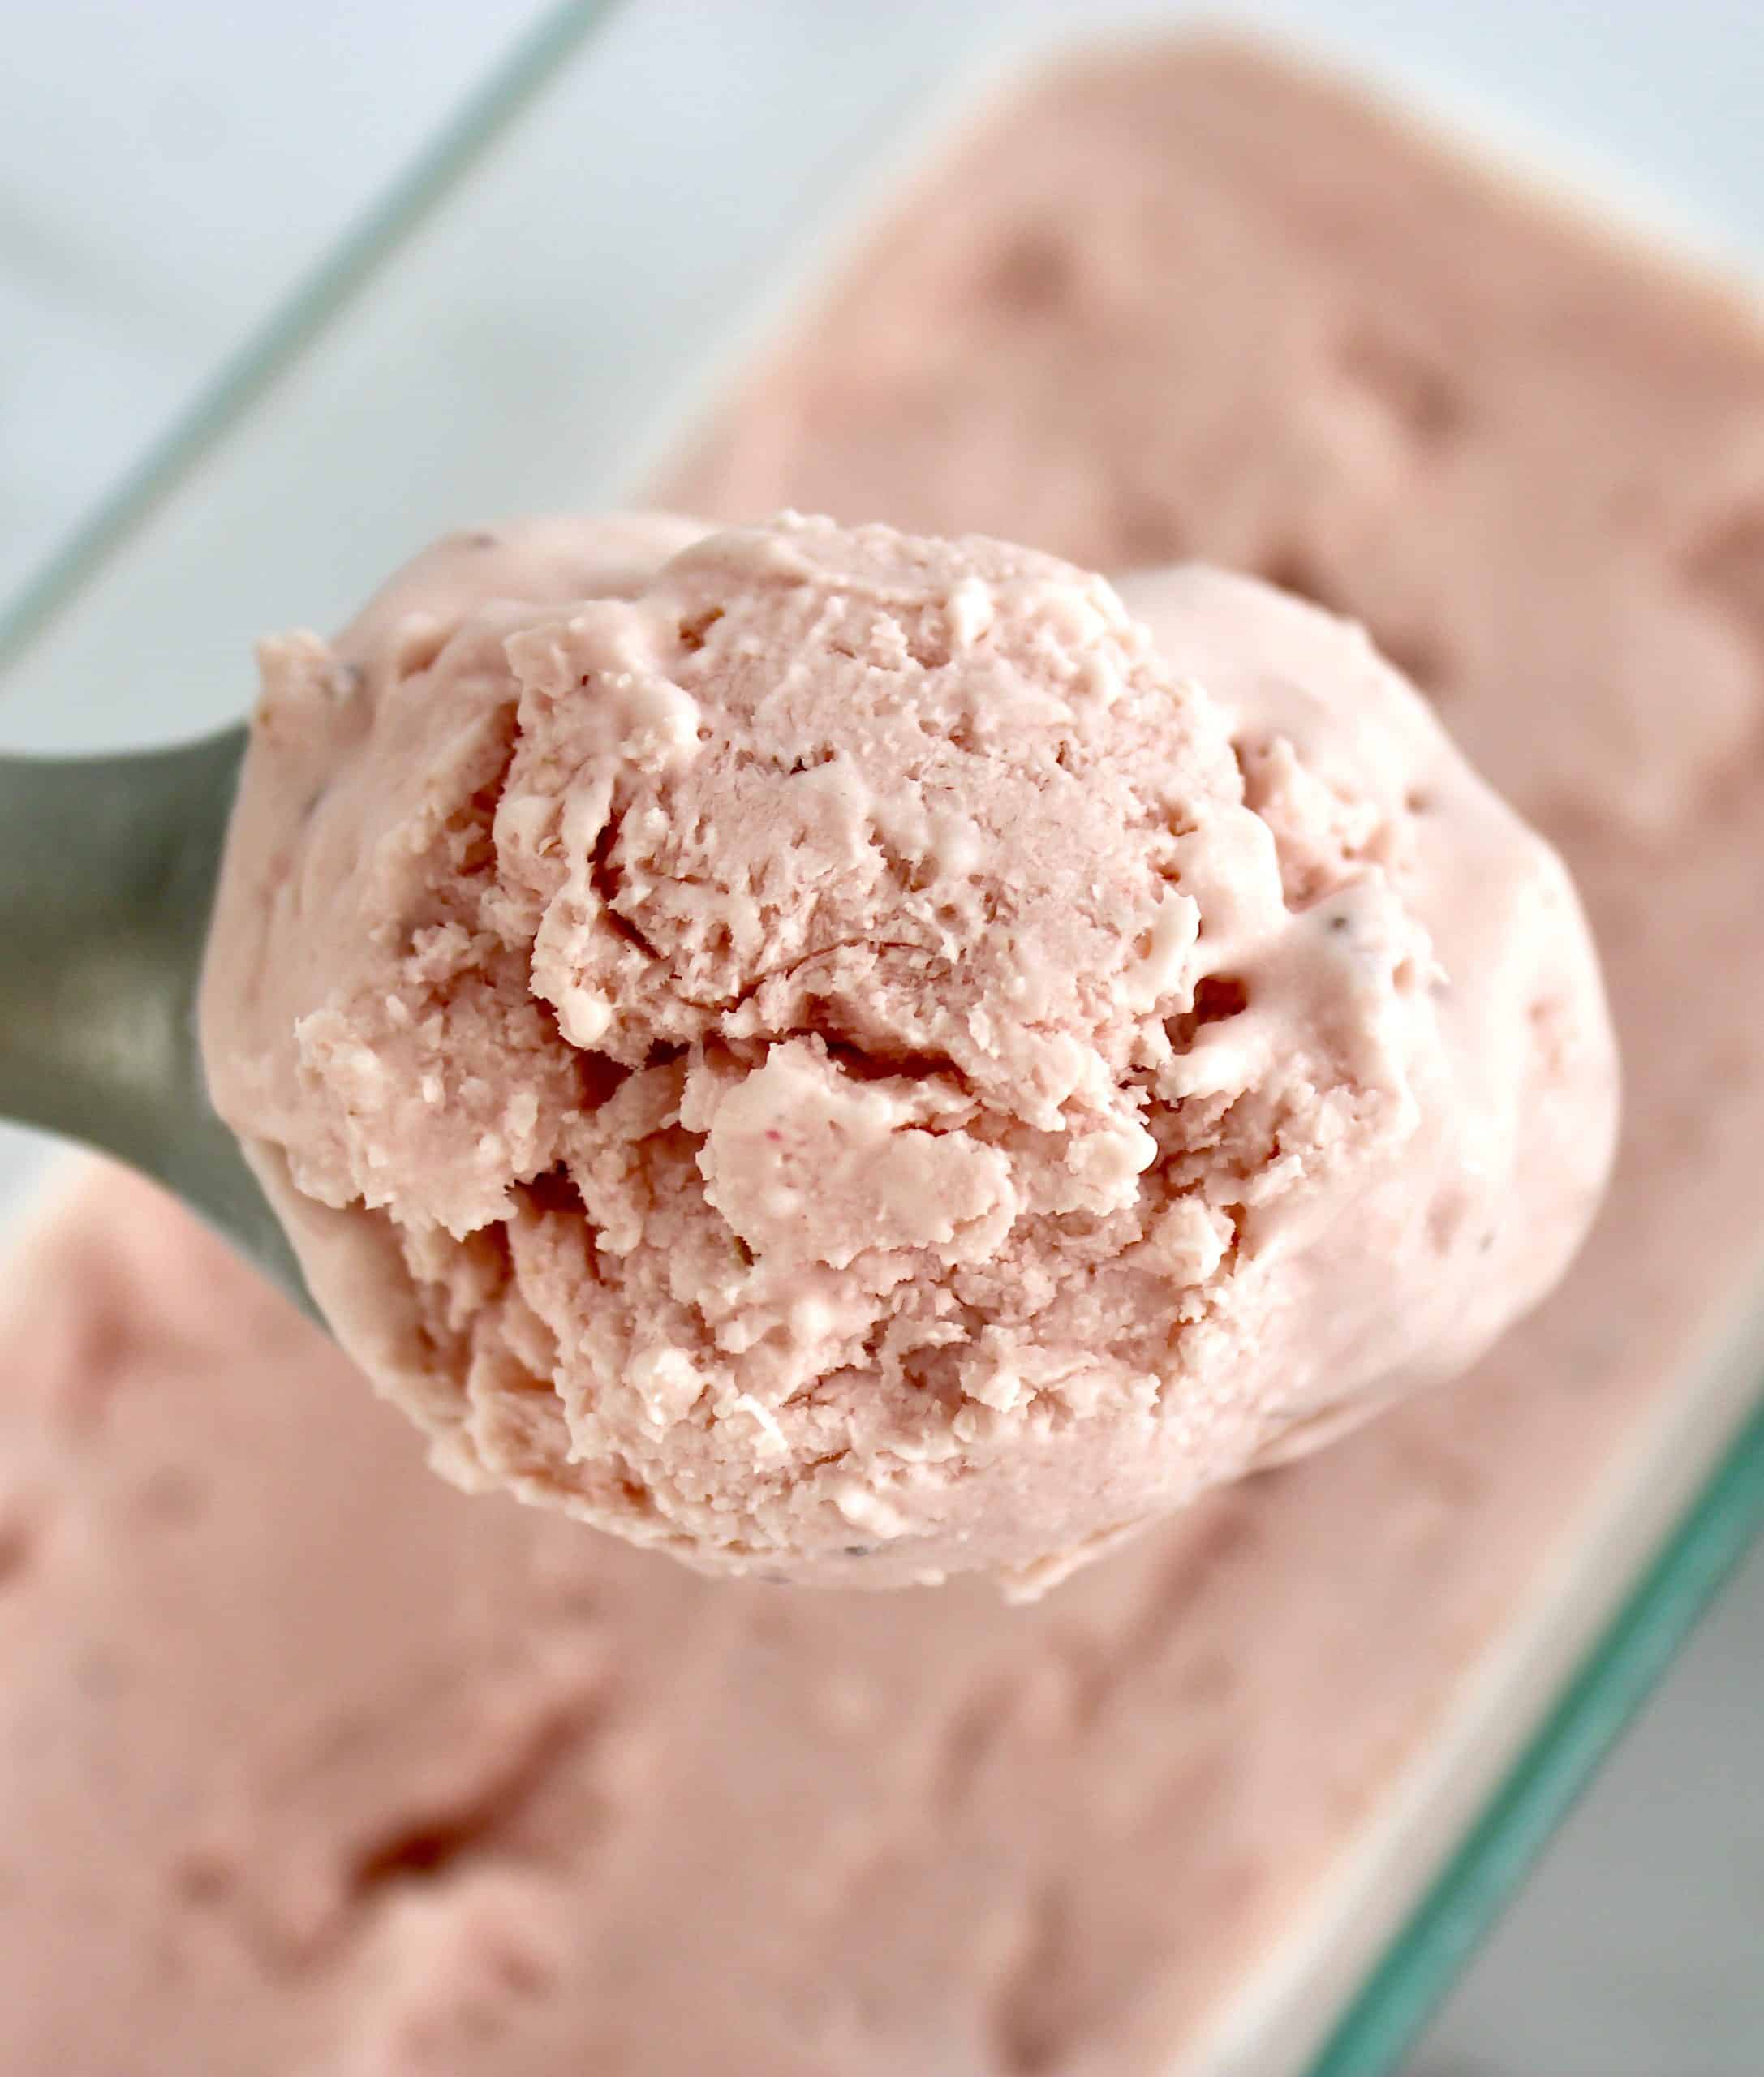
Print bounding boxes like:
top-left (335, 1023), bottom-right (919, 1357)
top-left (0, 1165), bottom-right (1637, 2076)
top-left (5, 31), bottom-right (1764, 2077)
top-left (200, 512), bottom-right (1613, 1589)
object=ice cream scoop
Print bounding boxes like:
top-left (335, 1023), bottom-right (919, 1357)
top-left (191, 512), bottom-right (1616, 1593)
top-left (0, 724), bottom-right (312, 1306)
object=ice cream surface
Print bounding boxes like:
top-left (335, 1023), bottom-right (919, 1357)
top-left (0, 1165), bottom-right (1633, 2076)
top-left (202, 510), bottom-right (1614, 1589)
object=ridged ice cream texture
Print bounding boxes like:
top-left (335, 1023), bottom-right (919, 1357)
top-left (201, 511), bottom-right (1616, 1589)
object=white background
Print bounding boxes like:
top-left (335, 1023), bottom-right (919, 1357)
top-left (2, 4), bottom-right (1761, 2071)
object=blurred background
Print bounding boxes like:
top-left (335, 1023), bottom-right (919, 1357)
top-left (2, 5), bottom-right (1761, 2072)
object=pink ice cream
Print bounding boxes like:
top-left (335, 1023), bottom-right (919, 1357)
top-left (200, 511), bottom-right (1614, 1589)
top-left (8, 32), bottom-right (1764, 2077)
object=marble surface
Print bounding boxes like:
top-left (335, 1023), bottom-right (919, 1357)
top-left (2, 5), bottom-right (1759, 2072)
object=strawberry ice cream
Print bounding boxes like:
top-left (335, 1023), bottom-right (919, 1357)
top-left (200, 511), bottom-right (1615, 1589)
top-left (11, 29), bottom-right (1764, 2077)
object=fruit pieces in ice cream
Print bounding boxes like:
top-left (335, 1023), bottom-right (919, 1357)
top-left (200, 511), bottom-right (1616, 1589)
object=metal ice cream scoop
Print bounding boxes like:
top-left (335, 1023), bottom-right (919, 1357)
top-left (0, 727), bottom-right (313, 1310)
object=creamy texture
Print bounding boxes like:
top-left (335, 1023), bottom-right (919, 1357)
top-left (6, 33), bottom-right (1764, 2077)
top-left (201, 514), bottom-right (1611, 1589)
top-left (0, 1168), bottom-right (1641, 2075)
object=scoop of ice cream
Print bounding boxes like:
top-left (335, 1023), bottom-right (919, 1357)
top-left (200, 512), bottom-right (1616, 1591)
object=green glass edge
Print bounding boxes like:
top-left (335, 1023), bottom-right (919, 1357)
top-left (1306, 1389), bottom-right (1764, 2077)
top-left (0, 0), bottom-right (618, 677)
top-left (5, 0), bottom-right (1762, 2061)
